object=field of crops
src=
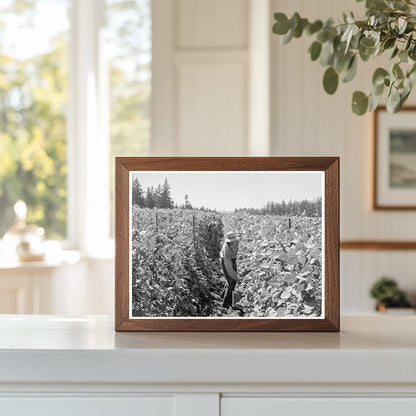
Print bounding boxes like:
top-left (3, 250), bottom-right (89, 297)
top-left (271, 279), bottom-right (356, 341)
top-left (131, 207), bottom-right (224, 317)
top-left (131, 207), bottom-right (323, 318)
top-left (224, 212), bottom-right (322, 317)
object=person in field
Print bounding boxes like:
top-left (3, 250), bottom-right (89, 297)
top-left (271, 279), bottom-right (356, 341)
top-left (220, 231), bottom-right (239, 308)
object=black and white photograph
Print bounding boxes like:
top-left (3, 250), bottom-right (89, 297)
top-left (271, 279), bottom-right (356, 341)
top-left (129, 171), bottom-right (324, 319)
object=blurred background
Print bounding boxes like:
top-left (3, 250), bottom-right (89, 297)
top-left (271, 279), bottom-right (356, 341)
top-left (0, 0), bottom-right (415, 316)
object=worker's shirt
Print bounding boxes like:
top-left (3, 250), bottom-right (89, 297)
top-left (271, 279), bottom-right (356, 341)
top-left (220, 241), bottom-right (238, 280)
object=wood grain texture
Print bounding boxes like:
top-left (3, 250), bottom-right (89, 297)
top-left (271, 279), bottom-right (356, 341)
top-left (341, 241), bottom-right (416, 250)
top-left (115, 159), bottom-right (130, 330)
top-left (373, 106), bottom-right (416, 210)
top-left (115, 157), bottom-right (340, 332)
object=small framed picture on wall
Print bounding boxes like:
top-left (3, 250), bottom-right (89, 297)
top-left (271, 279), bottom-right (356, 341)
top-left (374, 106), bottom-right (416, 209)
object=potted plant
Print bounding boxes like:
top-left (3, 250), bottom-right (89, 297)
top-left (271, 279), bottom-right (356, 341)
top-left (369, 276), bottom-right (413, 313)
top-left (272, 0), bottom-right (416, 115)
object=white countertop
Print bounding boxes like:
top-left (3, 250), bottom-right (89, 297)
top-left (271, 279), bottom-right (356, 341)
top-left (0, 315), bottom-right (415, 386)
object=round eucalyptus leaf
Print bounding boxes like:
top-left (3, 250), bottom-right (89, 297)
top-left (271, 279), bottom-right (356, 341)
top-left (342, 56), bottom-right (357, 83)
top-left (352, 91), bottom-right (369, 115)
top-left (309, 41), bottom-right (322, 61)
top-left (373, 82), bottom-right (385, 96)
top-left (323, 67), bottom-right (339, 95)
top-left (387, 88), bottom-right (401, 113)
top-left (360, 37), bottom-right (375, 48)
top-left (369, 92), bottom-right (383, 112)
top-left (372, 68), bottom-right (389, 86)
top-left (400, 88), bottom-right (411, 107)
top-left (282, 29), bottom-right (293, 44)
top-left (391, 47), bottom-right (399, 59)
top-left (399, 50), bottom-right (408, 63)
top-left (273, 13), bottom-right (290, 34)
top-left (334, 52), bottom-right (351, 72)
top-left (383, 37), bottom-right (396, 50)
top-left (393, 63), bottom-right (404, 79)
top-left (320, 40), bottom-right (335, 66)
top-left (307, 20), bottom-right (323, 35)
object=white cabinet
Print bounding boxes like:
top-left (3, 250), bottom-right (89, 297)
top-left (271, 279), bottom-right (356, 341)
top-left (1, 316), bottom-right (416, 416)
top-left (1, 397), bottom-right (175, 416)
top-left (222, 398), bottom-right (416, 416)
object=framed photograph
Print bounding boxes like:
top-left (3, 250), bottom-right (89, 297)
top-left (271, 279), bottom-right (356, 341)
top-left (115, 157), bottom-right (339, 332)
top-left (374, 106), bottom-right (416, 209)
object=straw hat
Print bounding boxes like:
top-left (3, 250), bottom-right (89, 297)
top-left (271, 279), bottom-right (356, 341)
top-left (225, 231), bottom-right (238, 243)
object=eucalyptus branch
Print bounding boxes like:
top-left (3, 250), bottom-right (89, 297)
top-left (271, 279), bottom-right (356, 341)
top-left (272, 0), bottom-right (416, 115)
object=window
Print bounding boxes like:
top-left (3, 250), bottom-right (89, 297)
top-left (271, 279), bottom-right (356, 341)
top-left (0, 0), bottom-right (151, 251)
top-left (106, 0), bottom-right (151, 237)
top-left (0, 0), bottom-right (70, 239)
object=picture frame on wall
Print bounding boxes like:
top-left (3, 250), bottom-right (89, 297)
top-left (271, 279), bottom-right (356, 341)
top-left (115, 157), bottom-right (339, 332)
top-left (374, 106), bottom-right (416, 210)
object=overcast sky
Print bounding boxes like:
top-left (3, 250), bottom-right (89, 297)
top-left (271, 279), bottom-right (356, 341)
top-left (131, 171), bottom-right (323, 211)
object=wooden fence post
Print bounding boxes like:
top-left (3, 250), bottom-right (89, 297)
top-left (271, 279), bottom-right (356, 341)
top-left (193, 213), bottom-right (196, 246)
top-left (156, 210), bottom-right (159, 232)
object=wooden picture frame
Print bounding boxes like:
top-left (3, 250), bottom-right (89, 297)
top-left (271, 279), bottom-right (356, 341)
top-left (373, 106), bottom-right (416, 210)
top-left (115, 157), bottom-right (339, 332)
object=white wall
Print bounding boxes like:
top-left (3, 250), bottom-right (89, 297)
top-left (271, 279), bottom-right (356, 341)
top-left (152, 0), bottom-right (261, 156)
top-left (271, 0), bottom-right (416, 313)
top-left (21, 0), bottom-right (415, 317)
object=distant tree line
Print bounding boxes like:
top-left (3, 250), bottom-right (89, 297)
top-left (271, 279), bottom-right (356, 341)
top-left (236, 197), bottom-right (322, 217)
top-left (132, 177), bottom-right (197, 210)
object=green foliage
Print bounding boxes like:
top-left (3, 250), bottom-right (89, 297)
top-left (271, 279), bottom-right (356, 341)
top-left (272, 0), bottom-right (416, 115)
top-left (369, 276), bottom-right (412, 307)
top-left (0, 3), bottom-right (69, 238)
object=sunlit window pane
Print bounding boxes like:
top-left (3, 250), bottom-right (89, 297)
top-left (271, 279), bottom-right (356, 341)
top-left (106, 0), bottom-right (151, 237)
top-left (0, 0), bottom-right (70, 239)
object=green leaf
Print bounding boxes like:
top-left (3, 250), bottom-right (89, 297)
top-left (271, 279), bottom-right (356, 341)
top-left (342, 56), bottom-right (357, 83)
top-left (393, 63), bottom-right (404, 79)
top-left (391, 47), bottom-right (399, 59)
top-left (405, 34), bottom-right (413, 51)
top-left (282, 29), bottom-right (293, 44)
top-left (352, 91), bottom-right (369, 115)
top-left (309, 41), bottom-right (322, 61)
top-left (366, 0), bottom-right (388, 10)
top-left (360, 37), bottom-right (375, 48)
top-left (374, 82), bottom-right (385, 96)
top-left (307, 20), bottom-right (323, 35)
top-left (323, 67), bottom-right (339, 94)
top-left (273, 13), bottom-right (290, 35)
top-left (399, 49), bottom-right (408, 63)
top-left (320, 40), bottom-right (335, 66)
top-left (334, 52), bottom-right (351, 72)
top-left (290, 12), bottom-right (301, 30)
top-left (383, 37), bottom-right (396, 50)
top-left (372, 67), bottom-right (389, 86)
top-left (386, 87), bottom-right (401, 112)
top-left (369, 92), bottom-right (383, 111)
top-left (293, 18), bottom-right (308, 38)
